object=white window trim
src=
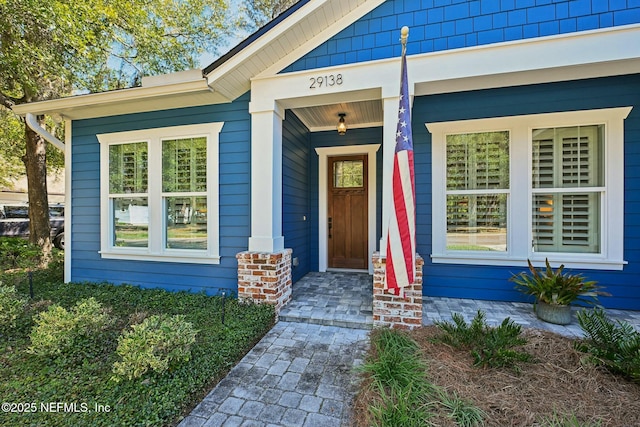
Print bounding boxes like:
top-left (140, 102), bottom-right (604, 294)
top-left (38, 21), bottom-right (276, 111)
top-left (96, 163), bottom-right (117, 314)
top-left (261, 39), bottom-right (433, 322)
top-left (98, 122), bottom-right (223, 264)
top-left (427, 107), bottom-right (631, 270)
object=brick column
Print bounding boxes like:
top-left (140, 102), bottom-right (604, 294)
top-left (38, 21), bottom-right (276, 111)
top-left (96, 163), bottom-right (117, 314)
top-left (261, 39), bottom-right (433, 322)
top-left (372, 252), bottom-right (424, 330)
top-left (236, 249), bottom-right (292, 316)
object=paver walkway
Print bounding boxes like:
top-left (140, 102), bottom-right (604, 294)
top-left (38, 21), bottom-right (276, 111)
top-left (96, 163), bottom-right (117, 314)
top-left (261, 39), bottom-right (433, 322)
top-left (179, 272), bottom-right (640, 427)
top-left (178, 321), bottom-right (369, 427)
top-left (279, 272), bottom-right (372, 329)
top-left (424, 296), bottom-right (640, 338)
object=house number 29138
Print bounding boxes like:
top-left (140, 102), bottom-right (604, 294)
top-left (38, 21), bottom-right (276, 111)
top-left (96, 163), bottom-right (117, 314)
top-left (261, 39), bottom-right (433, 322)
top-left (309, 74), bottom-right (343, 89)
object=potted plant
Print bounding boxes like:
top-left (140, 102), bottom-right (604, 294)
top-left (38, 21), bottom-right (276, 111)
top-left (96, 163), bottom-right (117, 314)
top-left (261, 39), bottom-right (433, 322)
top-left (510, 259), bottom-right (609, 325)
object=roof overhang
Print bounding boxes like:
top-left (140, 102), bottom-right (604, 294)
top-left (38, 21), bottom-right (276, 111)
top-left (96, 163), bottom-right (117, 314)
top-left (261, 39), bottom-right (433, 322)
top-left (12, 0), bottom-right (385, 121)
top-left (11, 72), bottom-right (224, 120)
top-left (204, 0), bottom-right (385, 101)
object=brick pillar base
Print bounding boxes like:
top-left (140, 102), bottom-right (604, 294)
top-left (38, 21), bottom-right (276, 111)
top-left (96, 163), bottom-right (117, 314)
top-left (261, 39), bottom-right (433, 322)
top-left (236, 249), bottom-right (293, 316)
top-left (372, 252), bottom-right (424, 330)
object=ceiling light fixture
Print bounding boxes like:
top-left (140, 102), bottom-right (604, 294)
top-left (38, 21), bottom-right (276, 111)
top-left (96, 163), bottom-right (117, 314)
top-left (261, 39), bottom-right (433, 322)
top-left (337, 113), bottom-right (347, 135)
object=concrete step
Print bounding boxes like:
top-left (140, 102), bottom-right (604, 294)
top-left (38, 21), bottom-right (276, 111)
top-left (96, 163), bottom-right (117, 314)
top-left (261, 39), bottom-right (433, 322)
top-left (278, 307), bottom-right (373, 329)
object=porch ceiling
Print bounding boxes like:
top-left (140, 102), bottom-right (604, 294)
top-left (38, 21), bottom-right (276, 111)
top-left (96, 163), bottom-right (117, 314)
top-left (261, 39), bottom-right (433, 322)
top-left (291, 99), bottom-right (382, 132)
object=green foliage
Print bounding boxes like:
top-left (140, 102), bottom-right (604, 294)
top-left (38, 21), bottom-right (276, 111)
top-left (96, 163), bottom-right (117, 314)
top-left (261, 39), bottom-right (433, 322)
top-left (28, 297), bottom-right (112, 358)
top-left (1, 0), bottom-right (234, 99)
top-left (112, 314), bottom-right (198, 381)
top-left (436, 388), bottom-right (486, 427)
top-left (575, 308), bottom-right (640, 383)
top-left (0, 258), bottom-right (277, 426)
top-left (240, 0), bottom-right (298, 30)
top-left (0, 237), bottom-right (43, 270)
top-left (0, 259), bottom-right (275, 426)
top-left (0, 283), bottom-right (27, 328)
top-left (511, 258), bottom-right (608, 306)
top-left (435, 310), bottom-right (532, 371)
top-left (0, 108), bottom-right (26, 187)
top-left (362, 328), bottom-right (485, 427)
top-left (362, 329), bottom-right (437, 426)
top-left (1, 1), bottom-right (235, 249)
top-left (538, 411), bottom-right (602, 427)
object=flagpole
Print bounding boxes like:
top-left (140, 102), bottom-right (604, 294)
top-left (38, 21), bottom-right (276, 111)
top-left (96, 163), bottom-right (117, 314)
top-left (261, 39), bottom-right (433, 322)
top-left (400, 26), bottom-right (408, 56)
top-left (384, 25), bottom-right (416, 298)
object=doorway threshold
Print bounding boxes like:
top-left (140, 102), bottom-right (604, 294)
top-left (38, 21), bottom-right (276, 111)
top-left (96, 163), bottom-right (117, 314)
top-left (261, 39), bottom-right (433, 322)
top-left (326, 268), bottom-right (369, 274)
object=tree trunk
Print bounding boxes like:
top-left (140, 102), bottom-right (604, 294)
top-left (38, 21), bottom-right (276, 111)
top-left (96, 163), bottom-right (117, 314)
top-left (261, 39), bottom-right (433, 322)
top-left (23, 119), bottom-right (52, 265)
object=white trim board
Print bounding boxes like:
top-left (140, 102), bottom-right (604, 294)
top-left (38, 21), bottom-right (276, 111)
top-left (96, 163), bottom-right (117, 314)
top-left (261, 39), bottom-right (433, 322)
top-left (427, 107), bottom-right (632, 271)
top-left (315, 144), bottom-right (380, 274)
top-left (64, 119), bottom-right (72, 282)
top-left (251, 24), bottom-right (640, 112)
top-left (14, 23), bottom-right (639, 121)
top-left (97, 122), bottom-right (223, 264)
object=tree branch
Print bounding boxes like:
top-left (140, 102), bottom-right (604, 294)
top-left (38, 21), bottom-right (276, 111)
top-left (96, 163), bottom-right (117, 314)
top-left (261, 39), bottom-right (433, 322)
top-left (0, 91), bottom-right (22, 110)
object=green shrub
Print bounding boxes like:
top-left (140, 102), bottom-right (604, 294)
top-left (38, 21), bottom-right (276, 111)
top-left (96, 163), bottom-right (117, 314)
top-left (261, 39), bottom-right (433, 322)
top-left (28, 297), bottom-right (112, 357)
top-left (0, 283), bottom-right (28, 328)
top-left (576, 308), bottom-right (640, 383)
top-left (510, 258), bottom-right (608, 306)
top-left (538, 411), bottom-right (602, 427)
top-left (0, 237), bottom-right (42, 270)
top-left (435, 310), bottom-right (532, 371)
top-left (112, 314), bottom-right (198, 381)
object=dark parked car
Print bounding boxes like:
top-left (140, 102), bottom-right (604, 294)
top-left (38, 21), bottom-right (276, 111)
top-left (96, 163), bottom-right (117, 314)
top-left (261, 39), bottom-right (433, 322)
top-left (0, 204), bottom-right (65, 249)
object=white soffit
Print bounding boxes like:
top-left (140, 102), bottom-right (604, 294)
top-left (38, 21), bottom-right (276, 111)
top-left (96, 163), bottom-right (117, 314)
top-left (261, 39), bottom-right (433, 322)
top-left (292, 100), bottom-right (383, 132)
top-left (205, 0), bottom-right (384, 100)
top-left (11, 78), bottom-right (225, 120)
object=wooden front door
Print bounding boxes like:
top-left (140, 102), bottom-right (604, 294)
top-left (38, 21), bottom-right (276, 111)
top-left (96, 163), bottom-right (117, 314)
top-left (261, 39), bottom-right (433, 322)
top-left (328, 155), bottom-right (368, 269)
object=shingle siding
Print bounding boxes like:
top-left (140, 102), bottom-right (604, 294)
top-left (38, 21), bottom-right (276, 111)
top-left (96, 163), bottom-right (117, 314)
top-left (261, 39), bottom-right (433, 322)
top-left (284, 0), bottom-right (639, 73)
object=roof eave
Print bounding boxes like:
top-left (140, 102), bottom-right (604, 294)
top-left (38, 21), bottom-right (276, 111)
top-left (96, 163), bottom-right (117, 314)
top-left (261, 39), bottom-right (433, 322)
top-left (11, 79), bottom-right (227, 120)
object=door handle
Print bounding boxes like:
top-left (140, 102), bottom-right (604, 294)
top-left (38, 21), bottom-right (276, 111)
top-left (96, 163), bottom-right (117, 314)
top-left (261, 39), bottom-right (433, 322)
top-left (328, 217), bottom-right (332, 238)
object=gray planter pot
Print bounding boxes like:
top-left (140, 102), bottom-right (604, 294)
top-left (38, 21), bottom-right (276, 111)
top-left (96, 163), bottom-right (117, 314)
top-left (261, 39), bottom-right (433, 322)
top-left (535, 301), bottom-right (572, 325)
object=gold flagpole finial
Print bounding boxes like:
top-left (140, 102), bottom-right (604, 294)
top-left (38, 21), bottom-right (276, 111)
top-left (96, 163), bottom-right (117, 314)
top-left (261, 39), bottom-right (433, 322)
top-left (400, 26), bottom-right (409, 45)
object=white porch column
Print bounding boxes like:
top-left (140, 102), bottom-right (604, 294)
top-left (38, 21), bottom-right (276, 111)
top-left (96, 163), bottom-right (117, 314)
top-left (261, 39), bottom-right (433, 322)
top-left (248, 103), bottom-right (285, 253)
top-left (379, 94), bottom-right (400, 253)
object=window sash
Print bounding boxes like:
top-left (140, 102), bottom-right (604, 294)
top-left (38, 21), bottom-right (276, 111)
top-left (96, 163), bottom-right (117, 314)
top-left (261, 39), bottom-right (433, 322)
top-left (445, 131), bottom-right (510, 252)
top-left (162, 137), bottom-right (207, 193)
top-left (427, 107), bottom-right (629, 270)
top-left (446, 193), bottom-right (508, 252)
top-left (165, 195), bottom-right (208, 250)
top-left (446, 131), bottom-right (510, 191)
top-left (532, 125), bottom-right (603, 254)
top-left (99, 122), bottom-right (223, 263)
top-left (112, 197), bottom-right (149, 248)
top-left (532, 192), bottom-right (601, 253)
top-left (109, 142), bottom-right (148, 194)
top-left (532, 125), bottom-right (604, 189)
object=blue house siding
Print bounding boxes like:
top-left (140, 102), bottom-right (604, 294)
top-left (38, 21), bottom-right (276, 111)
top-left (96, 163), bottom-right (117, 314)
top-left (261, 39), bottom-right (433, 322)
top-left (412, 74), bottom-right (640, 310)
top-left (69, 93), bottom-right (252, 294)
top-left (284, 0), bottom-right (640, 73)
top-left (282, 112), bottom-right (312, 282)
top-left (308, 127), bottom-right (384, 271)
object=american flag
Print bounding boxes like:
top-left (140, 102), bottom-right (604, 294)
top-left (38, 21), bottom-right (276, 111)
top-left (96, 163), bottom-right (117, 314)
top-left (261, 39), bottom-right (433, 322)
top-left (385, 42), bottom-right (416, 298)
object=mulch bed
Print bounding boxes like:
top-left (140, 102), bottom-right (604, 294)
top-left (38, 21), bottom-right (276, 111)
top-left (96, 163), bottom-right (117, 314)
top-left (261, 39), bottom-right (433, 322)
top-left (353, 326), bottom-right (640, 427)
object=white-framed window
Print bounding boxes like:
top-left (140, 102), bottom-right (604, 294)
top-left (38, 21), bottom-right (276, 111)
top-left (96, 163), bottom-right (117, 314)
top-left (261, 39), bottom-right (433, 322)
top-left (98, 122), bottom-right (223, 264)
top-left (428, 107), bottom-right (631, 270)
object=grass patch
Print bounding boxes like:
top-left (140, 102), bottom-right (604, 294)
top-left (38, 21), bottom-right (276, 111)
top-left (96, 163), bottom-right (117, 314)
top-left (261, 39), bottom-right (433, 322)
top-left (0, 246), bottom-right (275, 427)
top-left (356, 328), bottom-right (485, 427)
